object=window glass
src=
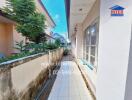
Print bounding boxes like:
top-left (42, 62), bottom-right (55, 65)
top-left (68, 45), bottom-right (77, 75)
top-left (86, 54), bottom-right (89, 61)
top-left (83, 20), bottom-right (99, 71)
top-left (86, 32), bottom-right (90, 45)
top-left (90, 56), bottom-right (95, 65)
top-left (86, 46), bottom-right (89, 53)
top-left (91, 46), bottom-right (96, 56)
top-left (91, 25), bottom-right (97, 45)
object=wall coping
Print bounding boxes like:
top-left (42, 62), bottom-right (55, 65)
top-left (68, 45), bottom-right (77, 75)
top-left (0, 48), bottom-right (62, 73)
top-left (0, 53), bottom-right (46, 73)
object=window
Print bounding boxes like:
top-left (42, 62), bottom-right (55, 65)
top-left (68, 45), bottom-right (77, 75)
top-left (83, 20), bottom-right (99, 71)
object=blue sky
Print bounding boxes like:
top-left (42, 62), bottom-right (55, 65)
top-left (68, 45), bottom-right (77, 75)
top-left (42, 0), bottom-right (68, 38)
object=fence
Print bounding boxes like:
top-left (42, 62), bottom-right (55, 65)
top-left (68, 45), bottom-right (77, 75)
top-left (0, 48), bottom-right (64, 100)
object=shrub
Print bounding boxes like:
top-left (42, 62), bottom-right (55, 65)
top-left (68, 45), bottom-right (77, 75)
top-left (63, 49), bottom-right (69, 56)
top-left (55, 39), bottom-right (61, 47)
top-left (45, 43), bottom-right (58, 50)
top-left (0, 42), bottom-right (61, 63)
top-left (14, 40), bottom-right (25, 52)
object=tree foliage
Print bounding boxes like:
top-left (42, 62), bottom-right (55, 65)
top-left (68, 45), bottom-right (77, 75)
top-left (55, 38), bottom-right (61, 47)
top-left (3, 0), bottom-right (46, 43)
top-left (14, 40), bottom-right (25, 52)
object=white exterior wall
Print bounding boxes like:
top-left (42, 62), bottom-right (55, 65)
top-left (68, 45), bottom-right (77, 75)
top-left (68, 0), bottom-right (132, 99)
top-left (73, 0), bottom-right (100, 59)
top-left (125, 24), bottom-right (132, 100)
top-left (97, 0), bottom-right (132, 100)
top-left (82, 0), bottom-right (100, 31)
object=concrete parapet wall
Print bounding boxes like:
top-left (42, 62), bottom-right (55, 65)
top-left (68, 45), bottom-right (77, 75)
top-left (0, 48), bottom-right (64, 100)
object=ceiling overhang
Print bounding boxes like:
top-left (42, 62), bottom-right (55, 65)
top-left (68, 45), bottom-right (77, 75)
top-left (65, 0), bottom-right (96, 39)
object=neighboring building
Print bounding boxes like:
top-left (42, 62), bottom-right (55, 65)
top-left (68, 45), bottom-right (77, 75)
top-left (52, 33), bottom-right (67, 45)
top-left (45, 32), bottom-right (55, 43)
top-left (0, 10), bottom-right (25, 56)
top-left (65, 0), bottom-right (132, 100)
top-left (0, 0), bottom-right (55, 56)
top-left (35, 0), bottom-right (56, 36)
top-left (35, 0), bottom-right (56, 43)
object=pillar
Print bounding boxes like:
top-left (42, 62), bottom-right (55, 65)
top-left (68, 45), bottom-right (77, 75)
top-left (76, 23), bottom-right (83, 59)
top-left (97, 0), bottom-right (132, 100)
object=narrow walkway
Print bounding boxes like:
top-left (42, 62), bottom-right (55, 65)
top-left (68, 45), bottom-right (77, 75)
top-left (48, 55), bottom-right (93, 100)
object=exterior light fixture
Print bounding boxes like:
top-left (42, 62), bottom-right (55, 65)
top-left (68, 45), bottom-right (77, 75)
top-left (74, 26), bottom-right (77, 33)
top-left (87, 30), bottom-right (90, 34)
top-left (79, 8), bottom-right (82, 11)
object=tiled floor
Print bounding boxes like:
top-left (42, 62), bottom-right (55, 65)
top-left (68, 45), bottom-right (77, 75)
top-left (48, 60), bottom-right (93, 100)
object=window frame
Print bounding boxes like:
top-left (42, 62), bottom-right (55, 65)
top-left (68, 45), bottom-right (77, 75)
top-left (83, 18), bottom-right (99, 71)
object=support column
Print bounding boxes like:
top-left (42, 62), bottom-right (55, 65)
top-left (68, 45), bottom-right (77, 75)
top-left (97, 0), bottom-right (132, 100)
top-left (76, 23), bottom-right (83, 59)
top-left (71, 35), bottom-right (77, 57)
top-left (124, 24), bottom-right (132, 100)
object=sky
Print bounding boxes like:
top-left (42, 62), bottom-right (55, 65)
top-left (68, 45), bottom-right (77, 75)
top-left (42, 0), bottom-right (68, 39)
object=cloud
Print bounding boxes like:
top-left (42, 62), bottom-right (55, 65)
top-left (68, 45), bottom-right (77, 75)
top-left (54, 14), bottom-right (60, 22)
top-left (55, 14), bottom-right (60, 19)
